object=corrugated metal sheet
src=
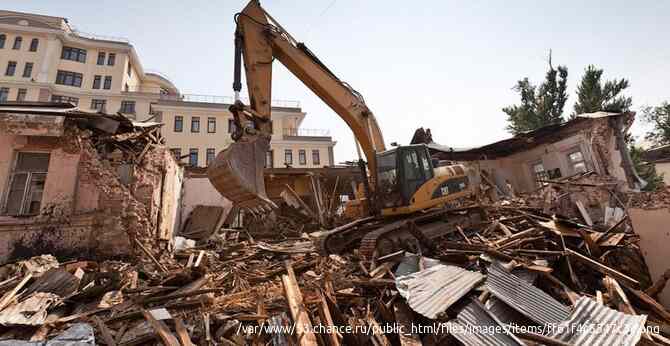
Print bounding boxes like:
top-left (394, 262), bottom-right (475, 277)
top-left (396, 262), bottom-right (485, 319)
top-left (448, 299), bottom-right (526, 346)
top-left (486, 262), bottom-right (570, 325)
top-left (549, 297), bottom-right (646, 346)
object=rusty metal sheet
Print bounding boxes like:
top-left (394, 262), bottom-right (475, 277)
top-left (486, 262), bottom-right (570, 326)
top-left (548, 296), bottom-right (646, 346)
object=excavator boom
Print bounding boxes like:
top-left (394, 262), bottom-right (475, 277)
top-left (208, 0), bottom-right (385, 211)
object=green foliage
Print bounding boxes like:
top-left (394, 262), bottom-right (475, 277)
top-left (503, 57), bottom-right (568, 135)
top-left (629, 143), bottom-right (664, 191)
top-left (572, 65), bottom-right (632, 118)
top-left (642, 102), bottom-right (670, 146)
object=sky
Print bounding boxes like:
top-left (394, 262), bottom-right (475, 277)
top-left (8, 0), bottom-right (670, 162)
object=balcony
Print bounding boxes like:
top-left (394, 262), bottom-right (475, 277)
top-left (282, 128), bottom-right (332, 142)
top-left (158, 94), bottom-right (300, 109)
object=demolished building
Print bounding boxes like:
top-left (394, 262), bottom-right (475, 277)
top-left (421, 111), bottom-right (644, 195)
top-left (0, 102), bottom-right (182, 264)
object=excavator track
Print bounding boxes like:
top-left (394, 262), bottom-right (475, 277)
top-left (318, 205), bottom-right (488, 260)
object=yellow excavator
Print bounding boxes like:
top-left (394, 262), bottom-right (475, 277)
top-left (208, 0), bottom-right (481, 258)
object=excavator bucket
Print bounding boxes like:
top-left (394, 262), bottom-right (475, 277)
top-left (207, 137), bottom-right (276, 213)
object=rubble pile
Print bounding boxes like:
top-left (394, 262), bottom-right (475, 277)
top-left (1, 173), bottom-right (670, 345)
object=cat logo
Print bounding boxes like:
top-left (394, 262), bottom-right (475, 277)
top-left (440, 186), bottom-right (449, 196)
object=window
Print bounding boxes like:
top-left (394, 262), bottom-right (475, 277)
top-left (5, 61), bottom-right (16, 76)
top-left (206, 148), bottom-right (216, 166)
top-left (531, 161), bottom-right (547, 187)
top-left (103, 76), bottom-right (112, 90)
top-left (22, 62), bottom-right (33, 78)
top-left (12, 36), bottom-right (22, 50)
top-left (189, 149), bottom-right (198, 167)
top-left (55, 70), bottom-right (83, 87)
top-left (174, 116), bottom-right (183, 132)
top-left (120, 101), bottom-right (135, 114)
top-left (191, 117), bottom-right (200, 133)
top-left (228, 119), bottom-right (237, 133)
top-left (92, 75), bottom-right (101, 89)
top-left (3, 152), bottom-right (50, 216)
top-left (16, 89), bottom-right (27, 102)
top-left (170, 148), bottom-right (182, 161)
top-left (29, 38), bottom-right (38, 52)
top-left (107, 53), bottom-right (115, 66)
top-left (568, 150), bottom-right (587, 174)
top-left (284, 149), bottom-right (293, 166)
top-left (97, 52), bottom-right (106, 65)
top-left (51, 95), bottom-right (79, 105)
top-left (0, 88), bottom-right (9, 102)
top-left (298, 149), bottom-right (306, 165)
top-left (265, 150), bottom-right (274, 168)
top-left (207, 117), bottom-right (216, 133)
top-left (124, 83), bottom-right (129, 92)
top-left (127, 61), bottom-right (132, 77)
top-left (312, 150), bottom-right (320, 165)
top-left (61, 46), bottom-right (87, 63)
top-left (90, 99), bottom-right (106, 112)
top-left (0, 34), bottom-right (5, 49)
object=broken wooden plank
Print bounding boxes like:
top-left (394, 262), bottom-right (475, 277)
top-left (134, 239), bottom-right (168, 273)
top-left (0, 273), bottom-right (32, 311)
top-left (141, 309), bottom-right (180, 346)
top-left (603, 276), bottom-right (636, 315)
top-left (281, 261), bottom-right (318, 346)
top-left (575, 200), bottom-right (593, 226)
top-left (93, 315), bottom-right (117, 346)
top-left (567, 249), bottom-right (639, 288)
top-left (316, 291), bottom-right (340, 346)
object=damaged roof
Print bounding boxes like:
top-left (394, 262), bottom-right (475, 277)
top-left (429, 112), bottom-right (633, 160)
top-left (0, 102), bottom-right (162, 135)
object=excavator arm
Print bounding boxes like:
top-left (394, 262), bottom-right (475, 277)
top-left (208, 0), bottom-right (385, 212)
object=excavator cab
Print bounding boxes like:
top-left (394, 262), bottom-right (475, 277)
top-left (376, 145), bottom-right (435, 209)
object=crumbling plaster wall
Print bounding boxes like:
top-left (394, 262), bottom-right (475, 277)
top-left (0, 124), bottom-right (182, 264)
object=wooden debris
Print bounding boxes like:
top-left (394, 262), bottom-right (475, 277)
top-left (281, 261), bottom-right (318, 346)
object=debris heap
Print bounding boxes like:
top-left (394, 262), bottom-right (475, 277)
top-left (1, 173), bottom-right (669, 345)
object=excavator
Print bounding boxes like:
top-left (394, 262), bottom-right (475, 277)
top-left (208, 0), bottom-right (483, 258)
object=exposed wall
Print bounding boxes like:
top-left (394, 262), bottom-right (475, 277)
top-left (629, 208), bottom-right (670, 308)
top-left (180, 174), bottom-right (233, 230)
top-left (0, 120), bottom-right (182, 264)
top-left (467, 117), bottom-right (632, 194)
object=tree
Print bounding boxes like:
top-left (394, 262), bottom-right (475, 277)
top-left (628, 143), bottom-right (664, 191)
top-left (572, 65), bottom-right (632, 117)
top-left (642, 102), bottom-right (670, 146)
top-left (503, 53), bottom-right (568, 134)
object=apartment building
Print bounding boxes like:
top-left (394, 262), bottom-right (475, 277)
top-left (0, 9), bottom-right (336, 168)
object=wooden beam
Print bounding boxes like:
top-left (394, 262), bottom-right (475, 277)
top-left (92, 316), bottom-right (117, 346)
top-left (567, 249), bottom-right (639, 288)
top-left (141, 310), bottom-right (180, 346)
top-left (281, 261), bottom-right (318, 346)
top-left (316, 291), bottom-right (340, 346)
top-left (0, 273), bottom-right (32, 311)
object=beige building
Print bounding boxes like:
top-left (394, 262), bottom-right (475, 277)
top-left (0, 9), bottom-right (336, 168)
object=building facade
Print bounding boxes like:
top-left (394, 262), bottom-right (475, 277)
top-left (0, 9), bottom-right (335, 168)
